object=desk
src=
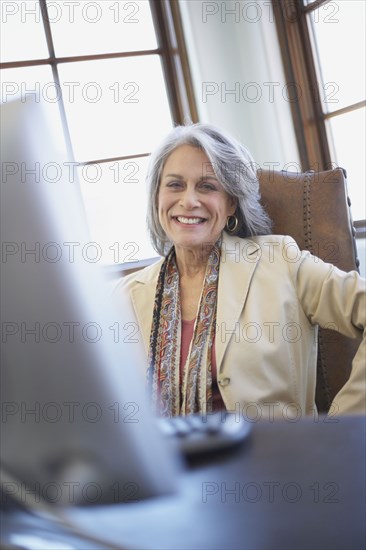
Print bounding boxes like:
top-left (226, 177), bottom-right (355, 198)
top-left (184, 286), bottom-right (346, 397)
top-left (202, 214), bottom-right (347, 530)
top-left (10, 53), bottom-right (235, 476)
top-left (1, 415), bottom-right (365, 549)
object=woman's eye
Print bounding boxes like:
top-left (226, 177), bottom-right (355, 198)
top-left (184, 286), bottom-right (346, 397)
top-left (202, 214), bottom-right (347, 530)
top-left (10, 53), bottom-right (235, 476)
top-left (201, 182), bottom-right (216, 191)
top-left (167, 181), bottom-right (182, 188)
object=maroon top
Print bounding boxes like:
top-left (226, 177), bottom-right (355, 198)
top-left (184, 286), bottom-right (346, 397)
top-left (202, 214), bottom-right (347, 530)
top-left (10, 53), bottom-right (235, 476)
top-left (180, 318), bottom-right (226, 412)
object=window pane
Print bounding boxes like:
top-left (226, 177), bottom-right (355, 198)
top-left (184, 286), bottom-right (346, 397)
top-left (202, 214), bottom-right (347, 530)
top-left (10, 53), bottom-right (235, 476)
top-left (326, 108), bottom-right (366, 221)
top-left (49, 0), bottom-right (157, 57)
top-left (0, 0), bottom-right (49, 62)
top-left (0, 65), bottom-right (65, 153)
top-left (58, 56), bottom-right (173, 162)
top-left (77, 156), bottom-right (158, 265)
top-left (308, 1), bottom-right (366, 112)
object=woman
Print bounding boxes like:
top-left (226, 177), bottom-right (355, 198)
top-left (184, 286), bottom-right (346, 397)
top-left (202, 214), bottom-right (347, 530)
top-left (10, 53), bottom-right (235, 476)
top-left (115, 123), bottom-right (365, 419)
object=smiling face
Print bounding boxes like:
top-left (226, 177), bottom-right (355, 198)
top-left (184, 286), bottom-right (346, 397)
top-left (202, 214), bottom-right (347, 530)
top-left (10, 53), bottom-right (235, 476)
top-left (157, 145), bottom-right (237, 254)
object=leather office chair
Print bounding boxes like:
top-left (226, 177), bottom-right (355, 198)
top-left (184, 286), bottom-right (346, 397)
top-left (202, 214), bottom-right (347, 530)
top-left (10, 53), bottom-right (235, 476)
top-left (258, 167), bottom-right (361, 412)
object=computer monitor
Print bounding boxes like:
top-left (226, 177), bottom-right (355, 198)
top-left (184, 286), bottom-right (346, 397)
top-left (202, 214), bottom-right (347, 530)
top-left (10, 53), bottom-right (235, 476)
top-left (0, 97), bottom-right (179, 507)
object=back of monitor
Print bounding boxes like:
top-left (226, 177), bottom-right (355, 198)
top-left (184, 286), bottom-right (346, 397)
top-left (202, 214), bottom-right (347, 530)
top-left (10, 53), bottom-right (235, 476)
top-left (0, 98), bottom-right (179, 506)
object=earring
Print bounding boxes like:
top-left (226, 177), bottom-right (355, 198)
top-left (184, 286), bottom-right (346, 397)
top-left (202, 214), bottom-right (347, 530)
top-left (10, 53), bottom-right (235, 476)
top-left (226, 215), bottom-right (238, 233)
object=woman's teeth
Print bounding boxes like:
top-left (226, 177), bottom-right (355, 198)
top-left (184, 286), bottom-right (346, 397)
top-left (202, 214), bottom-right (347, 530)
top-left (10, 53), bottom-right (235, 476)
top-left (177, 216), bottom-right (205, 224)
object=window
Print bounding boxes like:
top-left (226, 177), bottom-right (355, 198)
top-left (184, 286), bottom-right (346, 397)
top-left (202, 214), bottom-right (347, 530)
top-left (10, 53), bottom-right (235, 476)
top-left (272, 0), bottom-right (365, 228)
top-left (0, 0), bottom-right (198, 267)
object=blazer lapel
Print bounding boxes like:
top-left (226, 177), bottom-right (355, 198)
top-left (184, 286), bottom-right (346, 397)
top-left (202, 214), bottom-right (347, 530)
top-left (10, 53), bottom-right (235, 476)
top-left (129, 259), bottom-right (163, 354)
top-left (215, 233), bottom-right (261, 372)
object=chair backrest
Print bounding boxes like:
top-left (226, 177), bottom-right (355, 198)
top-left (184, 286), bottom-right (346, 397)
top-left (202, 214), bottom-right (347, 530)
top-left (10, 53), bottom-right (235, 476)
top-left (258, 168), bottom-right (360, 412)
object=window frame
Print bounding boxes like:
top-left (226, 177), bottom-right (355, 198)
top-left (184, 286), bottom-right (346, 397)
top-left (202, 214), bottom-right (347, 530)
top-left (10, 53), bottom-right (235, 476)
top-left (272, 0), bottom-right (366, 232)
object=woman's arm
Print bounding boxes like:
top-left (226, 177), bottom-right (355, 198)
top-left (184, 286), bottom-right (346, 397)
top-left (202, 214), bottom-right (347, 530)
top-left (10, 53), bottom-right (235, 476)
top-left (285, 236), bottom-right (366, 415)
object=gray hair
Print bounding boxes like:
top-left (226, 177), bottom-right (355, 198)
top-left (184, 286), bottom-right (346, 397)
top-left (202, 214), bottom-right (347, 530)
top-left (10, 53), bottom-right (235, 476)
top-left (146, 122), bottom-right (272, 256)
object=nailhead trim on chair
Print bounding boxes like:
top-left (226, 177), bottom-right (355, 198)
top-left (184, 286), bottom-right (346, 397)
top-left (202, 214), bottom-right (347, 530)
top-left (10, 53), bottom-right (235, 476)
top-left (303, 171), bottom-right (313, 253)
top-left (303, 170), bottom-right (332, 410)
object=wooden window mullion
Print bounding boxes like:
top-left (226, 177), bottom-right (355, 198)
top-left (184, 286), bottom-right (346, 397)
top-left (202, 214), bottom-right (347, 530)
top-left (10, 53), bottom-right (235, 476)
top-left (272, 0), bottom-right (331, 171)
top-left (148, 0), bottom-right (198, 125)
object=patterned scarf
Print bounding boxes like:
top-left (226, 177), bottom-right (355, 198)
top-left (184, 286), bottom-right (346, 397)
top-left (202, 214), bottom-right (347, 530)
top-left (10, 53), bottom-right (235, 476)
top-left (147, 242), bottom-right (221, 417)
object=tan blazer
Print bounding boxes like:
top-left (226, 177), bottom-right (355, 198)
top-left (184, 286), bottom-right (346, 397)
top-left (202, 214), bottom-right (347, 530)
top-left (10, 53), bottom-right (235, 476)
top-left (114, 233), bottom-right (366, 418)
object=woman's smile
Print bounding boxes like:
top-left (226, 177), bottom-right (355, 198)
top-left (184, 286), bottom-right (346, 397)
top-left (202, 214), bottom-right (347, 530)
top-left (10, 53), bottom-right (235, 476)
top-left (172, 215), bottom-right (207, 226)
